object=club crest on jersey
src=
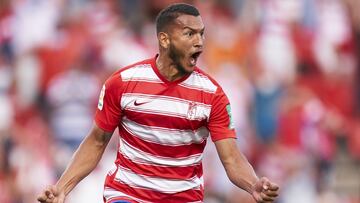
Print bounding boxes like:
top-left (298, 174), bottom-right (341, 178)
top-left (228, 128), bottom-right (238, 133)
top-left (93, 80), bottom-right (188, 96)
top-left (98, 85), bottom-right (105, 110)
top-left (187, 102), bottom-right (198, 120)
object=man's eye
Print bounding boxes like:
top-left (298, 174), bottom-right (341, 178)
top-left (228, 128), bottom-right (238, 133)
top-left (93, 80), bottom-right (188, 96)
top-left (186, 32), bottom-right (193, 37)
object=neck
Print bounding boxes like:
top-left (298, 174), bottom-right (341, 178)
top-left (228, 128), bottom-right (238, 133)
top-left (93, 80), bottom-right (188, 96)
top-left (156, 53), bottom-right (188, 82)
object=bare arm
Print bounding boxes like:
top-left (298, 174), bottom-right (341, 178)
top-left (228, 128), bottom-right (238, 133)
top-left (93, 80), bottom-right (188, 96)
top-left (215, 138), bottom-right (279, 202)
top-left (38, 124), bottom-right (113, 202)
top-left (215, 138), bottom-right (258, 193)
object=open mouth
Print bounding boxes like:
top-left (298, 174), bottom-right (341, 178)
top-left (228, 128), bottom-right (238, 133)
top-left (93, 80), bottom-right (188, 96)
top-left (190, 51), bottom-right (202, 66)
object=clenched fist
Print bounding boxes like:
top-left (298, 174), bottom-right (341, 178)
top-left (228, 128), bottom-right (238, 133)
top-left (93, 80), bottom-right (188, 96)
top-left (37, 185), bottom-right (65, 203)
top-left (251, 177), bottom-right (279, 202)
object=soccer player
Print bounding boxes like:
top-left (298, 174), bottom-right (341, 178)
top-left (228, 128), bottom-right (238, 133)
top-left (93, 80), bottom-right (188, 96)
top-left (38, 3), bottom-right (279, 203)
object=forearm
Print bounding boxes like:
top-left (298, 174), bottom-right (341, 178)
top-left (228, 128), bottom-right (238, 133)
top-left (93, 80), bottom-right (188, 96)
top-left (56, 126), bottom-right (112, 195)
top-left (223, 152), bottom-right (259, 194)
top-left (215, 139), bottom-right (258, 194)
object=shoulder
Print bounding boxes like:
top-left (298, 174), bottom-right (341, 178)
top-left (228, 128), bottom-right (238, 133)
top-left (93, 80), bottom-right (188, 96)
top-left (193, 69), bottom-right (230, 107)
top-left (193, 67), bottom-right (221, 87)
top-left (120, 58), bottom-right (154, 72)
top-left (106, 58), bottom-right (153, 88)
top-left (185, 67), bottom-right (222, 93)
top-left (117, 58), bottom-right (155, 81)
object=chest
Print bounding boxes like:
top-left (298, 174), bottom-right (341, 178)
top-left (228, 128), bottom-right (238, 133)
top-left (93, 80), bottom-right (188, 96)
top-left (120, 86), bottom-right (211, 130)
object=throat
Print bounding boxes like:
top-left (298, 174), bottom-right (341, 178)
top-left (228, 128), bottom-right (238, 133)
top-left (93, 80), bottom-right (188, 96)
top-left (156, 56), bottom-right (188, 82)
top-left (161, 65), bottom-right (188, 82)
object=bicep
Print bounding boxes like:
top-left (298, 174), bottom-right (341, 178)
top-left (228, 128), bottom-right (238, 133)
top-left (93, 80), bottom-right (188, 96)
top-left (214, 138), bottom-right (240, 166)
top-left (88, 123), bottom-right (113, 146)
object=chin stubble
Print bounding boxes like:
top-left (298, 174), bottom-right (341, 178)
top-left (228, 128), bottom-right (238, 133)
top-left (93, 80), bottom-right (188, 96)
top-left (169, 43), bottom-right (188, 74)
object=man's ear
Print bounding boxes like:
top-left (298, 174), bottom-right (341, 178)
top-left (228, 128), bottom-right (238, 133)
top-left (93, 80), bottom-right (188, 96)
top-left (158, 32), bottom-right (170, 49)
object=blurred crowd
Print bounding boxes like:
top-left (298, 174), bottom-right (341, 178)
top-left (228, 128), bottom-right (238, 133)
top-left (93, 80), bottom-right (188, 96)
top-left (0, 0), bottom-right (360, 202)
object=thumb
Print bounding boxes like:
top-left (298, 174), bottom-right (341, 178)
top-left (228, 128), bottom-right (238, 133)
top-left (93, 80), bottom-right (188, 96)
top-left (45, 185), bottom-right (59, 198)
top-left (260, 177), bottom-right (270, 190)
top-left (45, 190), bottom-right (54, 199)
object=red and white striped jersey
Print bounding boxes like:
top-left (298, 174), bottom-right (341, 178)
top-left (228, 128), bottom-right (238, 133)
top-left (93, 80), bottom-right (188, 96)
top-left (95, 55), bottom-right (236, 203)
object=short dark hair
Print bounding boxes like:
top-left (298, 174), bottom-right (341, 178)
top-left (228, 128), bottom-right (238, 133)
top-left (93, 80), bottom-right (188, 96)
top-left (155, 3), bottom-right (200, 33)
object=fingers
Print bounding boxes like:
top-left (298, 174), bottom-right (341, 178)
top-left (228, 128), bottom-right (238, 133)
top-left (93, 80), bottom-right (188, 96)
top-left (37, 195), bottom-right (60, 203)
top-left (263, 189), bottom-right (278, 198)
top-left (46, 190), bottom-right (55, 199)
top-left (37, 185), bottom-right (61, 203)
top-left (269, 182), bottom-right (279, 191)
top-left (38, 187), bottom-right (52, 202)
top-left (253, 194), bottom-right (276, 203)
top-left (37, 195), bottom-right (47, 202)
top-left (261, 177), bottom-right (279, 191)
top-left (260, 177), bottom-right (269, 190)
top-left (260, 192), bottom-right (277, 202)
top-left (253, 177), bottom-right (279, 203)
top-left (264, 181), bottom-right (278, 191)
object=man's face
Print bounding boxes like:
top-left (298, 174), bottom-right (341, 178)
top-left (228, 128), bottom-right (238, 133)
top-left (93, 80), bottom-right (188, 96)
top-left (167, 15), bottom-right (205, 73)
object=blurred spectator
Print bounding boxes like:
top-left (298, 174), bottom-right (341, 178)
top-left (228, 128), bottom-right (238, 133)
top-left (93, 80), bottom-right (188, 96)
top-left (344, 0), bottom-right (360, 160)
top-left (44, 47), bottom-right (101, 176)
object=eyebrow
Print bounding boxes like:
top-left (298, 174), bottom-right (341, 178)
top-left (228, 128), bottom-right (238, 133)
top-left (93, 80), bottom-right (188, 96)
top-left (183, 26), bottom-right (205, 32)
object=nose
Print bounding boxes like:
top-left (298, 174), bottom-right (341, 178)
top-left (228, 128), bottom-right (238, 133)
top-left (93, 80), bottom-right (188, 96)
top-left (194, 33), bottom-right (204, 48)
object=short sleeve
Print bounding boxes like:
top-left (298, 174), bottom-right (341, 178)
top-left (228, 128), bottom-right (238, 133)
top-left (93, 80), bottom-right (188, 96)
top-left (94, 72), bottom-right (123, 132)
top-left (207, 87), bottom-right (237, 142)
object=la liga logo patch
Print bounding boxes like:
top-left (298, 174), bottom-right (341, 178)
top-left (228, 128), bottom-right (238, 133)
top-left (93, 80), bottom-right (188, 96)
top-left (98, 84), bottom-right (105, 110)
top-left (226, 104), bottom-right (235, 129)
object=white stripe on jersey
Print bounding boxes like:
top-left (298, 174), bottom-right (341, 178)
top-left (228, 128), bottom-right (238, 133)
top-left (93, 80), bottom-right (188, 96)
top-left (122, 93), bottom-right (212, 107)
top-left (114, 167), bottom-right (203, 194)
top-left (119, 138), bottom-right (203, 166)
top-left (121, 94), bottom-right (211, 121)
top-left (104, 187), bottom-right (151, 203)
top-left (122, 117), bottom-right (209, 146)
top-left (121, 64), bottom-right (161, 82)
top-left (180, 71), bottom-right (217, 93)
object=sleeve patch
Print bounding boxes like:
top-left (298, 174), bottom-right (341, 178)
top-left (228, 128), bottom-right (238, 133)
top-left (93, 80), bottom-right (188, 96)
top-left (226, 104), bottom-right (235, 129)
top-left (98, 84), bottom-right (105, 110)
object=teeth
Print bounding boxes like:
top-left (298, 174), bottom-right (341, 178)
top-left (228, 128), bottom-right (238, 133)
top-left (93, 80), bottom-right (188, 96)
top-left (190, 57), bottom-right (196, 65)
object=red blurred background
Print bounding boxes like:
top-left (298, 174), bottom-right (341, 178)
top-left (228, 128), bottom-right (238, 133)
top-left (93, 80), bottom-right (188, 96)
top-left (0, 0), bottom-right (359, 202)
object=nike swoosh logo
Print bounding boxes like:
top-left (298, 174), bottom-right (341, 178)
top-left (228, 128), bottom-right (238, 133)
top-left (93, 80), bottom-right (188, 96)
top-left (134, 100), bottom-right (151, 106)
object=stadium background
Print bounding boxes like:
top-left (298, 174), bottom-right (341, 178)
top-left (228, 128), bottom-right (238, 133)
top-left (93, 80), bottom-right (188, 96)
top-left (0, 0), bottom-right (359, 202)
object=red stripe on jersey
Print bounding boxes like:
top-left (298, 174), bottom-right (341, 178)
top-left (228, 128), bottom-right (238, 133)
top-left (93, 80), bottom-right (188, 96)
top-left (124, 109), bottom-right (207, 130)
top-left (122, 80), bottom-right (214, 104)
top-left (105, 179), bottom-right (203, 203)
top-left (116, 152), bottom-right (203, 180)
top-left (119, 126), bottom-right (206, 158)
